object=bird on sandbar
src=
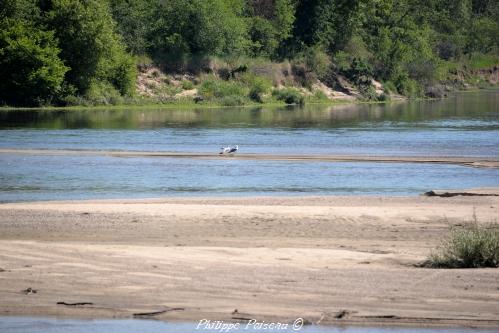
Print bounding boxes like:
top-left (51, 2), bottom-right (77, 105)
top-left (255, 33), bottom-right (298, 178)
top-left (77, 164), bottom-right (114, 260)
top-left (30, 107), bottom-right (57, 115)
top-left (219, 146), bottom-right (231, 154)
top-left (219, 145), bottom-right (238, 155)
top-left (228, 145), bottom-right (238, 154)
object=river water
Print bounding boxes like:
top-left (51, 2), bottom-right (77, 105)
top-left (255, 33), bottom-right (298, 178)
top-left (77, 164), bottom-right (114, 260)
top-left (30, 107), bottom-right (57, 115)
top-left (0, 317), bottom-right (496, 333)
top-left (1, 90), bottom-right (498, 201)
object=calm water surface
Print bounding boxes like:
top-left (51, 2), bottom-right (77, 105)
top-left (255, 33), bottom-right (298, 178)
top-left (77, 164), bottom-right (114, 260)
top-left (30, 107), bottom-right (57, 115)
top-left (0, 317), bottom-right (496, 333)
top-left (1, 90), bottom-right (498, 201)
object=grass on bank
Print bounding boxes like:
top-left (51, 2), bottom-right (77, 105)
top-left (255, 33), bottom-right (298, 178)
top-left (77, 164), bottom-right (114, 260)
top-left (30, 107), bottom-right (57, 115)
top-left (423, 220), bottom-right (499, 268)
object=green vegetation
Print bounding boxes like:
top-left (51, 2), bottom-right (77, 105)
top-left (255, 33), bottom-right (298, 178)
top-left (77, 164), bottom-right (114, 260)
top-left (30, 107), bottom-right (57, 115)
top-left (272, 87), bottom-right (304, 105)
top-left (1, 0), bottom-right (498, 107)
top-left (424, 222), bottom-right (499, 268)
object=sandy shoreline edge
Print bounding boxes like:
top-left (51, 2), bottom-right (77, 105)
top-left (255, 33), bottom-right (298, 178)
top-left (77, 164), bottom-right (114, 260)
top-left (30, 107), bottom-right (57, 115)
top-left (0, 193), bottom-right (498, 328)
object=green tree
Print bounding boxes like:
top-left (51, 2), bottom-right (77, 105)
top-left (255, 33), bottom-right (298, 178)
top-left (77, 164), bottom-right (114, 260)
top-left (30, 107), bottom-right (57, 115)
top-left (47, 0), bottom-right (136, 96)
top-left (148, 0), bottom-right (248, 64)
top-left (247, 0), bottom-right (295, 58)
top-left (0, 0), bottom-right (40, 21)
top-left (359, 1), bottom-right (437, 84)
top-left (109, 0), bottom-right (153, 55)
top-left (0, 19), bottom-right (68, 106)
top-left (248, 16), bottom-right (278, 57)
top-left (467, 16), bottom-right (499, 54)
top-left (292, 0), bottom-right (360, 52)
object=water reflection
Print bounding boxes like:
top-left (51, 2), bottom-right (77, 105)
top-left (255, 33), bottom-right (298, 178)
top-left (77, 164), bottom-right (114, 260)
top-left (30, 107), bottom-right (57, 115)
top-left (1, 90), bottom-right (498, 130)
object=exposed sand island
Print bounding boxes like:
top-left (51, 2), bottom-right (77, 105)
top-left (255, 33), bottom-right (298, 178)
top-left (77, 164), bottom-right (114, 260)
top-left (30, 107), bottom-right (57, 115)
top-left (0, 192), bottom-right (498, 328)
top-left (1, 148), bottom-right (499, 169)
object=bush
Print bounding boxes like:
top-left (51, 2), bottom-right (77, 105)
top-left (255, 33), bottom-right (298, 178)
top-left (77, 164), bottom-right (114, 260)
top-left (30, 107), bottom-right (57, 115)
top-left (359, 85), bottom-right (378, 101)
top-left (292, 47), bottom-right (332, 88)
top-left (272, 88), bottom-right (304, 105)
top-left (136, 55), bottom-right (154, 70)
top-left (394, 74), bottom-right (422, 97)
top-left (302, 47), bottom-right (331, 80)
top-left (220, 95), bottom-right (245, 106)
top-left (198, 78), bottom-right (246, 101)
top-left (377, 93), bottom-right (390, 102)
top-left (424, 223), bottom-right (499, 268)
top-left (291, 63), bottom-right (316, 89)
top-left (242, 74), bottom-right (271, 103)
top-left (311, 90), bottom-right (329, 101)
top-left (333, 51), bottom-right (352, 73)
top-left (181, 80), bottom-right (194, 90)
top-left (347, 58), bottom-right (373, 86)
top-left (383, 81), bottom-right (397, 94)
top-left (406, 60), bottom-right (437, 86)
top-left (85, 80), bottom-right (124, 105)
top-left (217, 67), bottom-right (232, 80)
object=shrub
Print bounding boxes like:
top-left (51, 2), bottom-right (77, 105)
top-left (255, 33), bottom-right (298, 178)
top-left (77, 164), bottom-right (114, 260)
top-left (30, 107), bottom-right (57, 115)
top-left (347, 58), bottom-right (373, 86)
top-left (217, 67), bottom-right (232, 80)
top-left (272, 88), bottom-right (304, 105)
top-left (220, 95), bottom-right (245, 106)
top-left (136, 55), bottom-right (154, 71)
top-left (406, 60), bottom-right (437, 86)
top-left (302, 47), bottom-right (331, 80)
top-left (242, 74), bottom-right (271, 103)
top-left (377, 93), bottom-right (390, 102)
top-left (85, 80), bottom-right (124, 105)
top-left (181, 80), bottom-right (194, 90)
top-left (424, 223), bottom-right (499, 268)
top-left (291, 63), bottom-right (316, 89)
top-left (292, 47), bottom-right (332, 88)
top-left (383, 81), bottom-right (397, 94)
top-left (198, 78), bottom-right (246, 101)
top-left (394, 74), bottom-right (422, 98)
top-left (311, 90), bottom-right (329, 101)
top-left (334, 51), bottom-right (352, 73)
top-left (359, 85), bottom-right (378, 101)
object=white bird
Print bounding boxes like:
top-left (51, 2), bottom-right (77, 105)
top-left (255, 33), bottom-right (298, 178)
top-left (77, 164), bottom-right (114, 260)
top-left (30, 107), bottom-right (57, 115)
top-left (228, 145), bottom-right (238, 154)
top-left (219, 146), bottom-right (231, 154)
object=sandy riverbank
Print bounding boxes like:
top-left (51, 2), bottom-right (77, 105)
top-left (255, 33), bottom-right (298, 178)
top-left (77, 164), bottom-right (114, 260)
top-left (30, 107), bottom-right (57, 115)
top-left (0, 193), bottom-right (498, 328)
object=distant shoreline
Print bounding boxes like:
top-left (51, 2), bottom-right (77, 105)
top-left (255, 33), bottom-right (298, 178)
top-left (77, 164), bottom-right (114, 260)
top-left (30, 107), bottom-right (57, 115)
top-left (0, 98), bottom-right (394, 112)
top-left (1, 87), bottom-right (497, 112)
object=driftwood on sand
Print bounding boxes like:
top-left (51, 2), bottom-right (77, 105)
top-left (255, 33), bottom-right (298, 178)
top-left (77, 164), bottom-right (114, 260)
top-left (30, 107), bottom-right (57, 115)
top-left (133, 307), bottom-right (184, 317)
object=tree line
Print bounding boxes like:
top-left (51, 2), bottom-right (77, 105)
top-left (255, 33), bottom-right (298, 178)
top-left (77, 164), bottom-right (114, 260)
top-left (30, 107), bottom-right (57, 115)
top-left (1, 0), bottom-right (498, 106)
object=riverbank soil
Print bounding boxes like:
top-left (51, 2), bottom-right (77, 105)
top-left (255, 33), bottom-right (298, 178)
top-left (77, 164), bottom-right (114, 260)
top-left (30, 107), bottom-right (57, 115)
top-left (0, 193), bottom-right (498, 328)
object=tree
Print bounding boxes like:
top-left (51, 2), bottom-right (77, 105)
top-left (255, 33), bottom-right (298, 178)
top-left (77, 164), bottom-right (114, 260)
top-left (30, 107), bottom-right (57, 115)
top-left (148, 0), bottom-right (248, 65)
top-left (47, 0), bottom-right (136, 96)
top-left (247, 0), bottom-right (295, 58)
top-left (109, 0), bottom-right (154, 55)
top-left (0, 19), bottom-right (68, 106)
top-left (0, 0), bottom-right (40, 21)
top-left (248, 16), bottom-right (278, 57)
top-left (292, 0), bottom-right (361, 52)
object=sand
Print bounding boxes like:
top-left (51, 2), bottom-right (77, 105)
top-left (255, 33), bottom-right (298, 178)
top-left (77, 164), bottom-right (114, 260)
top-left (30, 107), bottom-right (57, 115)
top-left (0, 194), bottom-right (498, 328)
top-left (1, 148), bottom-right (498, 168)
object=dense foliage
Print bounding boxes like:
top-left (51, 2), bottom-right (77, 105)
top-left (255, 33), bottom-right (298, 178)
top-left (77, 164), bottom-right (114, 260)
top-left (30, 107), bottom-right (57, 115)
top-left (1, 0), bottom-right (498, 106)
